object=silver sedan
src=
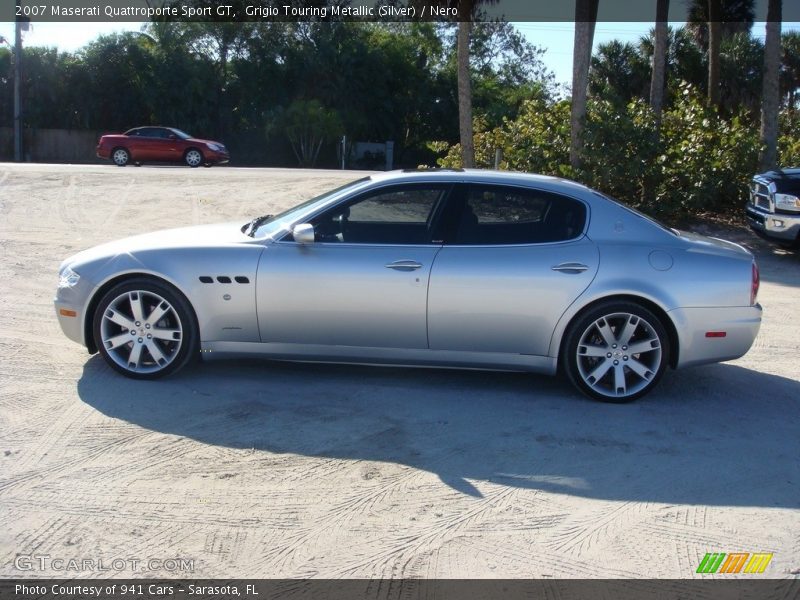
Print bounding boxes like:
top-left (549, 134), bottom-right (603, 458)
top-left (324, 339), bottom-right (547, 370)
top-left (55, 170), bottom-right (762, 402)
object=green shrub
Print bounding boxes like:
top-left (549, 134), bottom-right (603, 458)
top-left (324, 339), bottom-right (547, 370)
top-left (655, 84), bottom-right (760, 217)
top-left (435, 83), bottom-right (767, 221)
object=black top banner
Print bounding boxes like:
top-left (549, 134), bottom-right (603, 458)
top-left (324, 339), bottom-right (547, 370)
top-left (2, 0), bottom-right (799, 23)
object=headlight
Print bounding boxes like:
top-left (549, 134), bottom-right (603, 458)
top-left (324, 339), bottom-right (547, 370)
top-left (207, 142), bottom-right (224, 152)
top-left (58, 265), bottom-right (80, 288)
top-left (774, 193), bottom-right (800, 212)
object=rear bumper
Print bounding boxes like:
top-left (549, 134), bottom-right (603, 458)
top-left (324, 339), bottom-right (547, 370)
top-left (745, 205), bottom-right (800, 241)
top-left (669, 304), bottom-right (762, 368)
top-left (96, 146), bottom-right (110, 159)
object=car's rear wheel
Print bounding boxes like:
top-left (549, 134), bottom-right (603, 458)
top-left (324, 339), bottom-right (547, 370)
top-left (562, 301), bottom-right (670, 403)
top-left (112, 148), bottom-right (130, 167)
top-left (92, 278), bottom-right (198, 379)
top-left (184, 148), bottom-right (203, 168)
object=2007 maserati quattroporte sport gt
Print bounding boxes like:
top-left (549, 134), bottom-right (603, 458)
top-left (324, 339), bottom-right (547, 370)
top-left (55, 170), bottom-right (762, 402)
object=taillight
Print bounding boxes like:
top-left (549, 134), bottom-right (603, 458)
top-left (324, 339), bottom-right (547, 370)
top-left (751, 261), bottom-right (759, 305)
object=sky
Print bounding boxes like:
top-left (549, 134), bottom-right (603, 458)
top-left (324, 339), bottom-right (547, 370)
top-left (1, 20), bottom-right (799, 86)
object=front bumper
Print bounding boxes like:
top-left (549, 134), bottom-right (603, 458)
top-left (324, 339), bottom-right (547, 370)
top-left (54, 275), bottom-right (96, 348)
top-left (206, 149), bottom-right (230, 164)
top-left (745, 204), bottom-right (800, 241)
top-left (669, 304), bottom-right (762, 369)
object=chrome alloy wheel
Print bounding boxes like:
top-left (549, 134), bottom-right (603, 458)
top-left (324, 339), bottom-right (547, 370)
top-left (100, 290), bottom-right (183, 374)
top-left (112, 148), bottom-right (129, 166)
top-left (575, 312), bottom-right (663, 399)
top-left (185, 149), bottom-right (203, 167)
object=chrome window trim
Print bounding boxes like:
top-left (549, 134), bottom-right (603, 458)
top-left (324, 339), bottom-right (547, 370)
top-left (274, 180), bottom-right (591, 248)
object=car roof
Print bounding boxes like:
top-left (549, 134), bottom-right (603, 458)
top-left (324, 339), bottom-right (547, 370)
top-left (367, 168), bottom-right (592, 195)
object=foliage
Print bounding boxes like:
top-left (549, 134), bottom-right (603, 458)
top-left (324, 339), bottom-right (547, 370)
top-left (437, 84), bottom-right (764, 220)
top-left (686, 0), bottom-right (755, 49)
top-left (581, 98), bottom-right (660, 207)
top-left (589, 41), bottom-right (650, 107)
top-left (1, 21), bottom-right (551, 167)
top-left (781, 32), bottom-right (800, 109)
top-left (655, 84), bottom-right (760, 216)
top-left (778, 109), bottom-right (800, 166)
top-left (281, 99), bottom-right (343, 167)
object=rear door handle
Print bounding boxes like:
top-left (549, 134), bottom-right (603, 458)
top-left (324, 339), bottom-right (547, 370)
top-left (551, 262), bottom-right (589, 273)
top-left (385, 260), bottom-right (423, 271)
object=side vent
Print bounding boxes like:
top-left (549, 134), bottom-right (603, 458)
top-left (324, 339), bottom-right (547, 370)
top-left (199, 275), bottom-right (250, 284)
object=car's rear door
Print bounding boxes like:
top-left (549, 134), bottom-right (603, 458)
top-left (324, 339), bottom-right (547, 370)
top-left (256, 184), bottom-right (451, 349)
top-left (427, 183), bottom-right (599, 356)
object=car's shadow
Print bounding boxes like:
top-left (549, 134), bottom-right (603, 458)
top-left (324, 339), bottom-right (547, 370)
top-left (77, 356), bottom-right (799, 507)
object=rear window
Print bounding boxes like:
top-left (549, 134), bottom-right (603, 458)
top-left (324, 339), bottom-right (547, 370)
top-left (452, 185), bottom-right (587, 245)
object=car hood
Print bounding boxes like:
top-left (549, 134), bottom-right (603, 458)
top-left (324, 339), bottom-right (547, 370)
top-left (62, 222), bottom-right (252, 271)
top-left (675, 230), bottom-right (753, 259)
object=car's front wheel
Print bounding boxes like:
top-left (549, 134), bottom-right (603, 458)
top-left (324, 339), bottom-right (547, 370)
top-left (92, 278), bottom-right (198, 379)
top-left (184, 148), bottom-right (203, 168)
top-left (112, 148), bottom-right (130, 167)
top-left (562, 301), bottom-right (670, 403)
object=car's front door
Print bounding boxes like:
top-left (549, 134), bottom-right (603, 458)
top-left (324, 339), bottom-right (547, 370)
top-left (427, 184), bottom-right (599, 356)
top-left (256, 184), bottom-right (451, 349)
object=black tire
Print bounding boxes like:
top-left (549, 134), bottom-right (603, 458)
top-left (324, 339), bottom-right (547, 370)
top-left (184, 148), bottom-right (204, 168)
top-left (561, 300), bottom-right (670, 403)
top-left (111, 147), bottom-right (130, 167)
top-left (92, 278), bottom-right (198, 380)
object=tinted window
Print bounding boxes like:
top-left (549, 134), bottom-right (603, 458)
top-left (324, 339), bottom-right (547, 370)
top-left (452, 185), bottom-right (586, 245)
top-left (308, 186), bottom-right (447, 245)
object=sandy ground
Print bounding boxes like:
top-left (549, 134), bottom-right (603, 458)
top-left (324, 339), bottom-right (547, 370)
top-left (0, 163), bottom-right (798, 580)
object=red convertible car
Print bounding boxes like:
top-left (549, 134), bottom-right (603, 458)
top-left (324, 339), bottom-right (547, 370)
top-left (96, 126), bottom-right (230, 168)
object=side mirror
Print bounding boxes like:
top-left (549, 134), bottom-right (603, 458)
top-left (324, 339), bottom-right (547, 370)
top-left (292, 223), bottom-right (315, 244)
top-left (168, 134), bottom-right (177, 140)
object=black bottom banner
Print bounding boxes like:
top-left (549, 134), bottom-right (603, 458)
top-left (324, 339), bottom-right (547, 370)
top-left (2, 579), bottom-right (800, 600)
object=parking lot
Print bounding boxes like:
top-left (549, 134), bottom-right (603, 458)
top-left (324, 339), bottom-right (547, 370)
top-left (0, 163), bottom-right (798, 579)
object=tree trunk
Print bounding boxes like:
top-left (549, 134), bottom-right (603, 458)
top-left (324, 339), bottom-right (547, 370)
top-left (457, 17), bottom-right (475, 168)
top-left (759, 0), bottom-right (782, 171)
top-left (569, 0), bottom-right (599, 170)
top-left (650, 0), bottom-right (670, 126)
top-left (707, 0), bottom-right (722, 107)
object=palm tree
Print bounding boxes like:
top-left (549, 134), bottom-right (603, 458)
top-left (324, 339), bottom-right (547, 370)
top-left (759, 0), bottom-right (782, 171)
top-left (780, 31), bottom-right (800, 114)
top-left (650, 0), bottom-right (670, 125)
top-left (707, 0), bottom-right (722, 107)
top-left (570, 0), bottom-right (599, 169)
top-left (457, 3), bottom-right (475, 167)
top-left (687, 0), bottom-right (756, 108)
top-left (422, 0), bottom-right (496, 168)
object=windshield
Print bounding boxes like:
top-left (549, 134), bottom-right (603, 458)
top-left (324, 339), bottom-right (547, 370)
top-left (593, 192), bottom-right (678, 236)
top-left (169, 128), bottom-right (192, 140)
top-left (249, 177), bottom-right (371, 238)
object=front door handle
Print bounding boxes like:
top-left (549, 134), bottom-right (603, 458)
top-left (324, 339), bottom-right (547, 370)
top-left (551, 262), bottom-right (589, 273)
top-left (385, 260), bottom-right (423, 271)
